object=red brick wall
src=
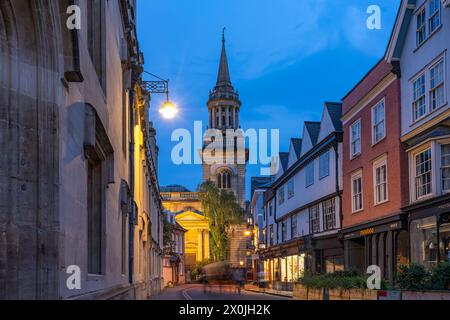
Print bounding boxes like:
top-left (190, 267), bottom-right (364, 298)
top-left (342, 65), bottom-right (409, 229)
top-left (342, 60), bottom-right (392, 115)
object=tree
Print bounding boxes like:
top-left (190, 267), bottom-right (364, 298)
top-left (198, 181), bottom-right (244, 262)
top-left (163, 216), bottom-right (176, 255)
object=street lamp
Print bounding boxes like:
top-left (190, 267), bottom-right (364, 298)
top-left (142, 71), bottom-right (178, 119)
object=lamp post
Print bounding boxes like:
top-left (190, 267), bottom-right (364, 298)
top-left (142, 71), bottom-right (178, 119)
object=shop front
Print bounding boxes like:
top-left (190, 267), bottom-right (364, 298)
top-left (260, 238), bottom-right (313, 291)
top-left (311, 234), bottom-right (344, 274)
top-left (405, 194), bottom-right (450, 270)
top-left (342, 214), bottom-right (409, 282)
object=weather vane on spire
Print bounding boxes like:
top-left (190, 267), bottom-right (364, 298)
top-left (222, 27), bottom-right (226, 44)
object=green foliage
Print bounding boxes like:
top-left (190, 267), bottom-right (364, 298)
top-left (396, 264), bottom-right (431, 291)
top-left (429, 262), bottom-right (450, 290)
top-left (198, 181), bottom-right (244, 262)
top-left (298, 271), bottom-right (369, 290)
top-left (191, 260), bottom-right (212, 279)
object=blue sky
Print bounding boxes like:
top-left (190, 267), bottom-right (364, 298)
top-left (137, 0), bottom-right (400, 199)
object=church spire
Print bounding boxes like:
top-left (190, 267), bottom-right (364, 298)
top-left (216, 27), bottom-right (231, 86)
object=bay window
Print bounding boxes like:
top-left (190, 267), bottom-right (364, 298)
top-left (309, 205), bottom-right (320, 234)
top-left (442, 144), bottom-right (450, 192)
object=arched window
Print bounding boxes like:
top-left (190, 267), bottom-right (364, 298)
top-left (217, 169), bottom-right (232, 189)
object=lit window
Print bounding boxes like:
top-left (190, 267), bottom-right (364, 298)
top-left (416, 9), bottom-right (426, 47)
top-left (351, 120), bottom-right (361, 158)
top-left (429, 0), bottom-right (441, 34)
top-left (309, 205), bottom-right (320, 234)
top-left (374, 162), bottom-right (388, 204)
top-left (413, 74), bottom-right (426, 121)
top-left (441, 144), bottom-right (450, 192)
top-left (415, 148), bottom-right (432, 199)
top-left (287, 179), bottom-right (295, 199)
top-left (322, 198), bottom-right (336, 231)
top-left (352, 172), bottom-right (363, 212)
top-left (430, 60), bottom-right (445, 111)
top-left (305, 162), bottom-right (314, 187)
top-left (372, 100), bottom-right (386, 144)
top-left (319, 151), bottom-right (330, 179)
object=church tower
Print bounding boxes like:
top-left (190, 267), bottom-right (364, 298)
top-left (202, 32), bottom-right (247, 209)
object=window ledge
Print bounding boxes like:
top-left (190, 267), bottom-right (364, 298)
top-left (411, 102), bottom-right (448, 127)
top-left (352, 209), bottom-right (364, 215)
top-left (374, 199), bottom-right (389, 207)
top-left (351, 153), bottom-right (361, 161)
top-left (372, 136), bottom-right (386, 147)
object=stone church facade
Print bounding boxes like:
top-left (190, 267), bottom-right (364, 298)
top-left (0, 0), bottom-right (163, 300)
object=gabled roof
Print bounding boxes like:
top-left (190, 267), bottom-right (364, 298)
top-left (290, 138), bottom-right (302, 158)
top-left (385, 0), bottom-right (416, 62)
top-left (279, 152), bottom-right (289, 172)
top-left (324, 102), bottom-right (343, 132)
top-left (304, 122), bottom-right (321, 146)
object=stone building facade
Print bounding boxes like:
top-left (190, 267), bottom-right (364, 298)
top-left (0, 0), bottom-right (163, 299)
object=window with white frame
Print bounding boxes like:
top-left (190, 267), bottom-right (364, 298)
top-left (372, 100), bottom-right (386, 144)
top-left (288, 179), bottom-right (295, 199)
top-left (306, 162), bottom-right (314, 187)
top-left (278, 185), bottom-right (285, 205)
top-left (416, 8), bottom-right (426, 47)
top-left (430, 59), bottom-right (445, 111)
top-left (351, 120), bottom-right (361, 158)
top-left (319, 151), bottom-right (330, 179)
top-left (309, 205), bottom-right (320, 233)
top-left (352, 172), bottom-right (363, 212)
top-left (441, 144), bottom-right (450, 192)
top-left (429, 0), bottom-right (441, 34)
top-left (415, 148), bottom-right (432, 199)
top-left (323, 198), bottom-right (336, 231)
top-left (374, 160), bottom-right (388, 204)
top-left (413, 74), bottom-right (427, 121)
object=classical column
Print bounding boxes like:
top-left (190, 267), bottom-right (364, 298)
top-left (218, 108), bottom-right (222, 128)
top-left (232, 107), bottom-right (235, 129)
top-left (226, 107), bottom-right (230, 128)
top-left (197, 230), bottom-right (204, 262)
top-left (204, 229), bottom-right (210, 260)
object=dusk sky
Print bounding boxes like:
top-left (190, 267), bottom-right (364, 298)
top-left (137, 0), bottom-right (400, 199)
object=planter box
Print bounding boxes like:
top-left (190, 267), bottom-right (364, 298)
top-left (348, 289), bottom-right (378, 300)
top-left (328, 289), bottom-right (350, 300)
top-left (308, 288), bottom-right (324, 300)
top-left (402, 291), bottom-right (450, 300)
top-left (293, 284), bottom-right (308, 300)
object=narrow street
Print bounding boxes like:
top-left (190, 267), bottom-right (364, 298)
top-left (151, 285), bottom-right (290, 301)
